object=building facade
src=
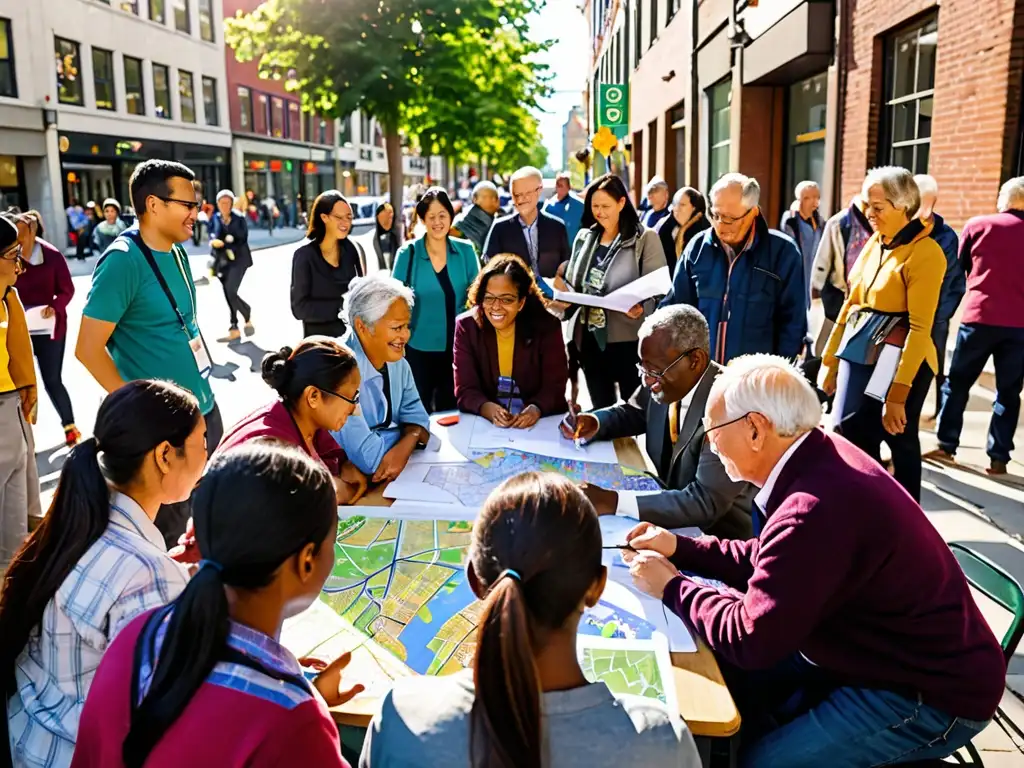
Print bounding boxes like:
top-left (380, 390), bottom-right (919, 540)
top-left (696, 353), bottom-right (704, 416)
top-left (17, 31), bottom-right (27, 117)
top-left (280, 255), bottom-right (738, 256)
top-left (562, 106), bottom-right (589, 170)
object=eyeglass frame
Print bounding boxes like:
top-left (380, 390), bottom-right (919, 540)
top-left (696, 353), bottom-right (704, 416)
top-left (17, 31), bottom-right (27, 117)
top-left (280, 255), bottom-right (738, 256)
top-left (481, 293), bottom-right (521, 308)
top-left (636, 347), bottom-right (699, 382)
top-left (157, 196), bottom-right (202, 212)
top-left (512, 185), bottom-right (542, 203)
top-left (0, 243), bottom-right (23, 262)
top-left (702, 411), bottom-right (754, 437)
top-left (320, 387), bottom-right (360, 406)
top-left (708, 207), bottom-right (753, 225)
top-left (326, 211), bottom-right (354, 224)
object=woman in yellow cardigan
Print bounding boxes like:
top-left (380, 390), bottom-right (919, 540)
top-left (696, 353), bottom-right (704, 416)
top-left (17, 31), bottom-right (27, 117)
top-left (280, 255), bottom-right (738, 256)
top-left (822, 167), bottom-right (945, 501)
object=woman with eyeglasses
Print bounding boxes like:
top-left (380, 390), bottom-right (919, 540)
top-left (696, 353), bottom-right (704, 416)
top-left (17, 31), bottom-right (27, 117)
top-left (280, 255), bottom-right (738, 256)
top-left (290, 190), bottom-right (370, 338)
top-left (332, 273), bottom-right (431, 484)
top-left (561, 173), bottom-right (668, 409)
top-left (453, 253), bottom-right (568, 427)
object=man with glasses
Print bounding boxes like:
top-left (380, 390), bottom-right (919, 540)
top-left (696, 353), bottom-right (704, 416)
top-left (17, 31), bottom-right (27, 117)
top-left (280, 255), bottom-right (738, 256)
top-left (482, 166), bottom-right (570, 297)
top-left (560, 304), bottom-right (754, 537)
top-left (660, 173), bottom-right (806, 364)
top-left (76, 159), bottom-right (221, 547)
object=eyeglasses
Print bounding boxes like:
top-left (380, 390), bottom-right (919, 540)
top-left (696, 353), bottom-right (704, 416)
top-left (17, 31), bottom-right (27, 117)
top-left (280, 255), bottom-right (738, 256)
top-left (482, 294), bottom-right (519, 308)
top-left (636, 348), bottom-right (698, 381)
top-left (321, 388), bottom-right (360, 406)
top-left (709, 207), bottom-right (753, 225)
top-left (327, 212), bottom-right (354, 224)
top-left (0, 244), bottom-right (22, 262)
top-left (157, 196), bottom-right (201, 212)
top-left (702, 412), bottom-right (753, 436)
top-left (512, 186), bottom-right (542, 203)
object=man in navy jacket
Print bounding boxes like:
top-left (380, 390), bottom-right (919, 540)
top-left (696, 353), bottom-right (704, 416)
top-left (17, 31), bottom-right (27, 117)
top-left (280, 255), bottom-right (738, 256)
top-left (660, 173), bottom-right (806, 363)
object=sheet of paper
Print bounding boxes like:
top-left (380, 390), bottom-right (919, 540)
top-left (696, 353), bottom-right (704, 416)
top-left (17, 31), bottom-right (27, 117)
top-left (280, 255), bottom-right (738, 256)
top-left (864, 343), bottom-right (902, 402)
top-left (24, 306), bottom-right (56, 337)
top-left (552, 266), bottom-right (672, 313)
top-left (467, 413), bottom-right (619, 464)
top-left (405, 411), bottom-right (477, 466)
top-left (338, 501), bottom-right (477, 520)
top-left (577, 633), bottom-right (680, 715)
top-left (600, 514), bottom-right (641, 548)
top-left (603, 552), bottom-right (697, 653)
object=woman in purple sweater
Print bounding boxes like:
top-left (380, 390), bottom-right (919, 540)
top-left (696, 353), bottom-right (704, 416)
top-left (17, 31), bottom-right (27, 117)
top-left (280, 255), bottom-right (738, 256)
top-left (12, 211), bottom-right (78, 445)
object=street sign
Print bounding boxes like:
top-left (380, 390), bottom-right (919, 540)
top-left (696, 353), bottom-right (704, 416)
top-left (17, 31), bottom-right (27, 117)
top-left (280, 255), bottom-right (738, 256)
top-left (598, 84), bottom-right (629, 139)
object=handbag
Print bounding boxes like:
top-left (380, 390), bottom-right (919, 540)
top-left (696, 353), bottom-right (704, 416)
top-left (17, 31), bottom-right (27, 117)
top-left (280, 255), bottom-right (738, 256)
top-left (834, 309), bottom-right (909, 366)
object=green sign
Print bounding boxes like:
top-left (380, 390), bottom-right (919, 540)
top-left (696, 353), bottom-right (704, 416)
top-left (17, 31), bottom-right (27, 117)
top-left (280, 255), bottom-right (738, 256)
top-left (598, 84), bottom-right (629, 139)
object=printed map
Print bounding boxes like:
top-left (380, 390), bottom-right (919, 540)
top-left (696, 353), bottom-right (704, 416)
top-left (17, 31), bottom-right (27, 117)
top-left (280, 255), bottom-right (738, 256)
top-left (422, 449), bottom-right (661, 507)
top-left (580, 647), bottom-right (669, 705)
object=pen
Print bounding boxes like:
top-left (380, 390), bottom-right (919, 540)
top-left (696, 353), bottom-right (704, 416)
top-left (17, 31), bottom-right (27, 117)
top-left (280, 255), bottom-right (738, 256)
top-left (601, 544), bottom-right (637, 553)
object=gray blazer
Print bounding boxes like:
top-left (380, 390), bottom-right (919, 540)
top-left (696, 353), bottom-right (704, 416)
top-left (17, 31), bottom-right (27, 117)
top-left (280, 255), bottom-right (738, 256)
top-left (593, 361), bottom-right (755, 538)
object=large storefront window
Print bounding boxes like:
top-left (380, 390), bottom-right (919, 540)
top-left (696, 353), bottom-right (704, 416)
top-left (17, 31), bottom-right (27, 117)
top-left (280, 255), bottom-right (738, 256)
top-left (0, 156), bottom-right (24, 211)
top-left (707, 80), bottom-right (731, 186)
top-left (880, 16), bottom-right (937, 174)
top-left (785, 72), bottom-right (827, 201)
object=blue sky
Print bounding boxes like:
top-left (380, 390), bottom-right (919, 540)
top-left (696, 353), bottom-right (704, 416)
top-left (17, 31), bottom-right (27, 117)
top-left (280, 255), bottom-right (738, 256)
top-left (529, 0), bottom-right (589, 169)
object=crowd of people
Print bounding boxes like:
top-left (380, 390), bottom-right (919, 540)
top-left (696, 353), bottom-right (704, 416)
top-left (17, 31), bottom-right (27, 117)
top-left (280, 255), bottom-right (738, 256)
top-left (0, 152), bottom-right (1022, 767)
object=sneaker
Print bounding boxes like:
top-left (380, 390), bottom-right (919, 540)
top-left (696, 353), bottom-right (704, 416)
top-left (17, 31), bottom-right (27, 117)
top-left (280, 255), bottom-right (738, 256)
top-left (217, 328), bottom-right (241, 343)
top-left (64, 424), bottom-right (81, 447)
top-left (243, 321), bottom-right (255, 337)
top-left (922, 448), bottom-right (956, 465)
top-left (987, 460), bottom-right (1009, 476)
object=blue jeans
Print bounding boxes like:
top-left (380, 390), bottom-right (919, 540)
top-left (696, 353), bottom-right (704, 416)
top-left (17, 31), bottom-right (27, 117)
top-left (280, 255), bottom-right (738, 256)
top-left (937, 323), bottom-right (1024, 463)
top-left (724, 656), bottom-right (988, 767)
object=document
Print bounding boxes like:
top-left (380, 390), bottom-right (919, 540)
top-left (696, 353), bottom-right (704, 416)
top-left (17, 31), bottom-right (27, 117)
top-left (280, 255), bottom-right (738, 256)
top-left (24, 306), bottom-right (56, 338)
top-left (467, 413), bottom-right (619, 463)
top-left (864, 344), bottom-right (902, 402)
top-left (551, 266), bottom-right (672, 314)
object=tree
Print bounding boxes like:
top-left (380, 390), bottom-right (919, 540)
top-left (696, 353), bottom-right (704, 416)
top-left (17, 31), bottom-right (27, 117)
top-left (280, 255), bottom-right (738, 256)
top-left (225, 0), bottom-right (550, 214)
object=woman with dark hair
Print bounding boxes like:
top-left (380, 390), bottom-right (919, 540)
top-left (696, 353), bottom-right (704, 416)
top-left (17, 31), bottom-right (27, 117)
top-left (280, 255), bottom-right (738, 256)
top-left (290, 190), bottom-right (369, 337)
top-left (656, 187), bottom-right (710, 274)
top-left (359, 202), bottom-right (400, 272)
top-left (72, 442), bottom-right (362, 768)
top-left (453, 254), bottom-right (568, 427)
top-left (360, 473), bottom-right (698, 767)
top-left (391, 187), bottom-right (480, 413)
top-left (562, 173), bottom-right (668, 409)
top-left (209, 189), bottom-right (255, 343)
top-left (1, 380), bottom-right (205, 768)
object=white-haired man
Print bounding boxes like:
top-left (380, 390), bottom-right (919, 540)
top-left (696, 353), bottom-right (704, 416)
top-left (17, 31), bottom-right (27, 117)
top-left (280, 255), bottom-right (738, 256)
top-left (542, 171), bottom-right (585, 245)
top-left (780, 180), bottom-right (824, 302)
top-left (562, 304), bottom-right (754, 537)
top-left (660, 173), bottom-right (806, 363)
top-left (332, 272), bottom-right (430, 482)
top-left (622, 354), bottom-right (1004, 766)
top-left (914, 174), bottom-right (965, 419)
top-left (929, 176), bottom-right (1024, 475)
top-left (451, 180), bottom-right (500, 254)
top-left (641, 176), bottom-right (672, 230)
top-left (482, 166), bottom-right (570, 296)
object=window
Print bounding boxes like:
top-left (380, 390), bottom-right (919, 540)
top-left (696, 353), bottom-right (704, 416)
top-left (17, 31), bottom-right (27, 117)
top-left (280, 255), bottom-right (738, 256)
top-left (149, 0), bottom-right (165, 24)
top-left (178, 69), bottom-right (195, 122)
top-left (237, 86), bottom-right (252, 129)
top-left (202, 77), bottom-right (218, 125)
top-left (172, 0), bottom-right (189, 33)
top-left (632, 0), bottom-right (642, 70)
top-left (360, 113), bottom-right (372, 144)
top-left (708, 79), bottom-right (731, 186)
top-left (0, 19), bottom-right (16, 98)
top-left (785, 72), bottom-right (828, 205)
top-left (54, 38), bottom-right (83, 105)
top-left (288, 101), bottom-right (300, 140)
top-left (648, 0), bottom-right (658, 49)
top-left (124, 56), bottom-right (144, 114)
top-left (880, 16), bottom-right (937, 174)
top-left (92, 48), bottom-right (115, 110)
top-left (259, 92), bottom-right (270, 134)
top-left (119, 1), bottom-right (139, 13)
top-left (667, 0), bottom-right (681, 23)
top-left (198, 0), bottom-right (214, 42)
top-left (271, 97), bottom-right (284, 137)
top-left (320, 120), bottom-right (328, 145)
top-left (648, 118), bottom-right (658, 179)
top-left (153, 63), bottom-right (171, 119)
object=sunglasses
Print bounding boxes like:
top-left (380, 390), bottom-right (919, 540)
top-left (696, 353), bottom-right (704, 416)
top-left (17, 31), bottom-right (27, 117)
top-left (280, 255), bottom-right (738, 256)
top-left (321, 388), bottom-right (360, 406)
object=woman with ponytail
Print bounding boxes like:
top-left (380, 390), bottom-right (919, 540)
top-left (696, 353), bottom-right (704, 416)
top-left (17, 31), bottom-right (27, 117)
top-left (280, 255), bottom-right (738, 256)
top-left (359, 473), bottom-right (699, 768)
top-left (72, 442), bottom-right (361, 768)
top-left (2, 380), bottom-right (206, 768)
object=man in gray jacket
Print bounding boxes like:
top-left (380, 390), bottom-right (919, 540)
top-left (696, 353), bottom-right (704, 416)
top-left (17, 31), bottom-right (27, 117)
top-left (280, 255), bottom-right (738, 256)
top-left (563, 304), bottom-right (755, 538)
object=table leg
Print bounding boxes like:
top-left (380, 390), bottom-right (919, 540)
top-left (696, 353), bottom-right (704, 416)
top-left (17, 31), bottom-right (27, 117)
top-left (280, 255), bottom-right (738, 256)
top-left (695, 736), bottom-right (713, 767)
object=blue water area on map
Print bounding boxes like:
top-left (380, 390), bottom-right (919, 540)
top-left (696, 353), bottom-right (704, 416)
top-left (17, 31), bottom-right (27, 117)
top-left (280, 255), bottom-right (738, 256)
top-left (400, 571), bottom-right (475, 674)
top-left (579, 600), bottom-right (657, 640)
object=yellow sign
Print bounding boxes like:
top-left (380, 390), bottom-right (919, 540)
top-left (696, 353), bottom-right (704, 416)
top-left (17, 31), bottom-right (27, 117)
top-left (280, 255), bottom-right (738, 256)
top-left (592, 126), bottom-right (619, 159)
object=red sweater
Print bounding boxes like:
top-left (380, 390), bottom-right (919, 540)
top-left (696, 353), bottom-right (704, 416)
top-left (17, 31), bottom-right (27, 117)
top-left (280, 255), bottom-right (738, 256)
top-left (662, 429), bottom-right (1005, 721)
top-left (14, 239), bottom-right (74, 340)
top-left (959, 210), bottom-right (1024, 328)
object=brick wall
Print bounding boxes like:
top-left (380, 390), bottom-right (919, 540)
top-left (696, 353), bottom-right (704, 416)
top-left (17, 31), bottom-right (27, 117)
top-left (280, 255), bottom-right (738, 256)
top-left (840, 0), bottom-right (1024, 230)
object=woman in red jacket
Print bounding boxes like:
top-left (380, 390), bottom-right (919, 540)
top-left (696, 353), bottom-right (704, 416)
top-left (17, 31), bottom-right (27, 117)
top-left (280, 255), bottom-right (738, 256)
top-left (11, 210), bottom-right (78, 446)
top-left (453, 253), bottom-right (568, 427)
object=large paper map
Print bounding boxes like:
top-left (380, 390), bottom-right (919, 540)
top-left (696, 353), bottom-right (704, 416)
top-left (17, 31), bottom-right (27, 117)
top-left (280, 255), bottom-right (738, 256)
top-left (421, 449), bottom-right (661, 508)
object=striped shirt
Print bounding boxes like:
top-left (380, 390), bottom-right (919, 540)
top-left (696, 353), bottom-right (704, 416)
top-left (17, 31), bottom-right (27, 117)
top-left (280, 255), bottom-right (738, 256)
top-left (7, 493), bottom-right (189, 768)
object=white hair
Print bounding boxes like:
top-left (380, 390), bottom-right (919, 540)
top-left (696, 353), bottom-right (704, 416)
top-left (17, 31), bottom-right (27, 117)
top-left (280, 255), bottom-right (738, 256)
top-left (646, 176), bottom-right (669, 194)
top-left (997, 176), bottom-right (1024, 212)
top-left (913, 174), bottom-right (938, 200)
top-left (708, 354), bottom-right (821, 437)
top-left (472, 180), bottom-right (498, 200)
top-left (638, 305), bottom-right (710, 354)
top-left (710, 173), bottom-right (761, 208)
top-left (794, 180), bottom-right (819, 198)
top-left (342, 272), bottom-right (415, 329)
top-left (510, 166), bottom-right (543, 185)
top-left (216, 189), bottom-right (235, 203)
top-left (862, 166), bottom-right (920, 218)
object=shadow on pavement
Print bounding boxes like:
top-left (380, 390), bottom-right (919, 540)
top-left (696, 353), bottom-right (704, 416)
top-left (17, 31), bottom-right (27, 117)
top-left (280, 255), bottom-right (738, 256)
top-left (226, 340), bottom-right (270, 373)
top-left (35, 442), bottom-right (71, 492)
top-left (210, 360), bottom-right (240, 382)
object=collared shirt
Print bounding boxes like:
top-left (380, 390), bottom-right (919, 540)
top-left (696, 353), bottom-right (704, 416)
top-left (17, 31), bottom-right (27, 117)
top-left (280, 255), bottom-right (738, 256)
top-left (519, 213), bottom-right (539, 270)
top-left (8, 492), bottom-right (189, 768)
top-left (753, 431), bottom-right (813, 513)
top-left (332, 330), bottom-right (431, 475)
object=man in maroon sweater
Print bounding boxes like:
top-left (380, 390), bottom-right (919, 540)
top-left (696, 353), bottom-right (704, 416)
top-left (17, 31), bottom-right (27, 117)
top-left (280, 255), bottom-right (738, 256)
top-left (625, 354), bottom-right (1005, 767)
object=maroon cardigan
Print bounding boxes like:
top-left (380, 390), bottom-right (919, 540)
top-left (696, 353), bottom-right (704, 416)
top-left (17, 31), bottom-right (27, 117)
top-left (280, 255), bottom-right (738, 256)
top-left (14, 239), bottom-right (74, 340)
top-left (453, 305), bottom-right (568, 416)
top-left (661, 428), bottom-right (1005, 721)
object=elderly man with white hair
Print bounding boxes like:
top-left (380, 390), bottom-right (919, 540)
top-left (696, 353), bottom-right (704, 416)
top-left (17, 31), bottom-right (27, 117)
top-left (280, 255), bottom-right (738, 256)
top-left (332, 272), bottom-right (430, 482)
top-left (641, 176), bottom-right (672, 230)
top-left (928, 176), bottom-right (1024, 476)
top-left (622, 353), bottom-right (1005, 767)
top-left (779, 180), bottom-right (824, 302)
top-left (660, 173), bottom-right (806, 363)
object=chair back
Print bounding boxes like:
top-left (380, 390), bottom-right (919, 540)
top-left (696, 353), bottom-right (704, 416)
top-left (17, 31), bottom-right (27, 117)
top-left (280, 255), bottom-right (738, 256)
top-left (950, 542), bottom-right (1024, 662)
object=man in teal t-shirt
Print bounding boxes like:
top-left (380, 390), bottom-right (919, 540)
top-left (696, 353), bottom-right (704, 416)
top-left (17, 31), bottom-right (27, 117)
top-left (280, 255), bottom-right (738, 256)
top-left (76, 159), bottom-right (222, 546)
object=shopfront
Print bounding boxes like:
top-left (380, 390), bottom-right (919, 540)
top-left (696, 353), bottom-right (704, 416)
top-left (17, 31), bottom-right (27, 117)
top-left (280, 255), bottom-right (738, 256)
top-left (785, 72), bottom-right (828, 199)
top-left (0, 155), bottom-right (27, 212)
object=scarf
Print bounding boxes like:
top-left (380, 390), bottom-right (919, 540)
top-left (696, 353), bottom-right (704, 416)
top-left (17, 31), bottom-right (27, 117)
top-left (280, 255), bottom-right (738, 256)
top-left (674, 211), bottom-right (705, 258)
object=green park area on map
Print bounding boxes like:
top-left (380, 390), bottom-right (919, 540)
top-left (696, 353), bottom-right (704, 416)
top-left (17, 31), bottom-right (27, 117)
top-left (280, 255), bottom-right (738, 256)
top-left (580, 647), bottom-right (668, 705)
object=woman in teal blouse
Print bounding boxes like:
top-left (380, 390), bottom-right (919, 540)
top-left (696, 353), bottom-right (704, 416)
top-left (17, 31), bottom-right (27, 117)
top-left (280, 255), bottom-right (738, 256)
top-left (391, 187), bottom-right (480, 412)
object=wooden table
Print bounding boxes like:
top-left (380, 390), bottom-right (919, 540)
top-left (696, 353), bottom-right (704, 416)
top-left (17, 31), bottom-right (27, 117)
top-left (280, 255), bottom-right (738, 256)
top-left (322, 436), bottom-right (740, 742)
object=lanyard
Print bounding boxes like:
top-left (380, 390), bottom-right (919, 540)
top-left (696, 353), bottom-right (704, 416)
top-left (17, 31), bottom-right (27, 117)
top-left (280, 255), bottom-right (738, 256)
top-left (126, 231), bottom-right (196, 335)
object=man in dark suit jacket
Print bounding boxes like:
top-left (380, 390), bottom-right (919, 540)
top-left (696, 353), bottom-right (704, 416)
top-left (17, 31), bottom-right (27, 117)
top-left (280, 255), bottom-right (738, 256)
top-left (562, 304), bottom-right (754, 538)
top-left (482, 166), bottom-right (569, 292)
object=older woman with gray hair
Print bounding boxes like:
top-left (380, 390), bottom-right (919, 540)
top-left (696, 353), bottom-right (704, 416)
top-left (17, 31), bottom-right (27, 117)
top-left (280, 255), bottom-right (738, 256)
top-left (332, 272), bottom-right (430, 482)
top-left (821, 166), bottom-right (945, 501)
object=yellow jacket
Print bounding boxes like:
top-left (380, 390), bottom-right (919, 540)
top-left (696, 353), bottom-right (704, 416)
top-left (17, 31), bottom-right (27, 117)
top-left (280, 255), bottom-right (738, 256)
top-left (822, 220), bottom-right (944, 404)
top-left (2, 286), bottom-right (38, 422)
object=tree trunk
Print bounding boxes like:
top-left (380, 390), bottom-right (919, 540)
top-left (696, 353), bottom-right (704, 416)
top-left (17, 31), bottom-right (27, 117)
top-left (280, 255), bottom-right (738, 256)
top-left (384, 128), bottom-right (404, 236)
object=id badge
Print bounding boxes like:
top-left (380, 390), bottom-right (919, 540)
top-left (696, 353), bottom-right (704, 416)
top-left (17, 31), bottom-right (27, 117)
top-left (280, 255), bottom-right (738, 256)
top-left (189, 333), bottom-right (213, 379)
